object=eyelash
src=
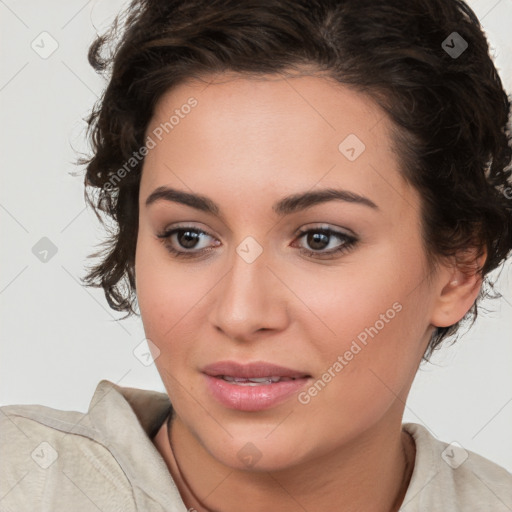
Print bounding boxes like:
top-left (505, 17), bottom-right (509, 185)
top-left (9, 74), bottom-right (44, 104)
top-left (156, 225), bottom-right (358, 260)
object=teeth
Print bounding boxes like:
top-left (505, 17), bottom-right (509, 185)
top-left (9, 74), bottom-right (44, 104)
top-left (248, 377), bottom-right (280, 383)
top-left (221, 375), bottom-right (287, 384)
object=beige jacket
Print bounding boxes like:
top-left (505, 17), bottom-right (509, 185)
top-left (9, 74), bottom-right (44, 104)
top-left (1, 380), bottom-right (511, 511)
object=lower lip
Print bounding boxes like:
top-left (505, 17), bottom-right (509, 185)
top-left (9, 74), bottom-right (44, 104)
top-left (204, 375), bottom-right (310, 411)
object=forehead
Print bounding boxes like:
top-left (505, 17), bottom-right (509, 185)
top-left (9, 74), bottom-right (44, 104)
top-left (147, 72), bottom-right (386, 154)
top-left (140, 72), bottom-right (416, 219)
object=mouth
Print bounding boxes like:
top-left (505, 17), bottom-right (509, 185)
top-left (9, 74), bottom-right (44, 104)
top-left (201, 360), bottom-right (312, 411)
top-left (202, 360), bottom-right (310, 382)
top-left (214, 375), bottom-right (303, 385)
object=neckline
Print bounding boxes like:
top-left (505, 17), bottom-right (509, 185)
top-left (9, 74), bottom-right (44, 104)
top-left (162, 410), bottom-right (423, 512)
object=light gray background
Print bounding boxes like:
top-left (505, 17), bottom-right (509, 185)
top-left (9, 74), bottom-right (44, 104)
top-left (1, 0), bottom-right (511, 471)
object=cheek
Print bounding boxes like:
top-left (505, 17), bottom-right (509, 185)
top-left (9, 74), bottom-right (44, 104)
top-left (292, 310), bottom-right (422, 455)
top-left (287, 246), bottom-right (421, 350)
top-left (135, 236), bottom-right (199, 346)
top-left (288, 249), bottom-right (429, 411)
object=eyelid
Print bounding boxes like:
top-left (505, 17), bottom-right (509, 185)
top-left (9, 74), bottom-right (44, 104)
top-left (293, 222), bottom-right (356, 237)
top-left (159, 222), bottom-right (216, 237)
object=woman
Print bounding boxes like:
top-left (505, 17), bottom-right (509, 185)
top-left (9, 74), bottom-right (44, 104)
top-left (1, 0), bottom-right (511, 510)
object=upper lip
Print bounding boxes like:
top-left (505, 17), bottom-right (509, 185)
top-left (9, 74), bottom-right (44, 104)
top-left (202, 361), bottom-right (310, 379)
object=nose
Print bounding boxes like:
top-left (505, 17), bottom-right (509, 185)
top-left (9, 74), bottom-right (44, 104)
top-left (208, 246), bottom-right (290, 342)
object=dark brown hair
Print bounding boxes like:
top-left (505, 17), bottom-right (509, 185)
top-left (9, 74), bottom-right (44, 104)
top-left (79, 0), bottom-right (512, 358)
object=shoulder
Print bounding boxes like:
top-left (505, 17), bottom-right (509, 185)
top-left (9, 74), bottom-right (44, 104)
top-left (401, 422), bottom-right (512, 511)
top-left (0, 400), bottom-right (136, 511)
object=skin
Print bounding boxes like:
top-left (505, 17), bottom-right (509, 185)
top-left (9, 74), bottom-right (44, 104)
top-left (135, 71), bottom-right (483, 511)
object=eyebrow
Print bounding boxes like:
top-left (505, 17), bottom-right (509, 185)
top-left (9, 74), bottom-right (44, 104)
top-left (145, 186), bottom-right (379, 217)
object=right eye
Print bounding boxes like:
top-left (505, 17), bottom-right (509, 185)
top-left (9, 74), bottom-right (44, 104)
top-left (156, 227), bottom-right (221, 259)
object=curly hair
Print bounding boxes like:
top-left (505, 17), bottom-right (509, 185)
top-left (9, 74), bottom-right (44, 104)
top-left (79, 0), bottom-right (512, 358)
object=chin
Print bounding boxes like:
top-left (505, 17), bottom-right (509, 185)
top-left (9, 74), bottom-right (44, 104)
top-left (217, 443), bottom-right (304, 473)
top-left (193, 423), bottom-right (314, 473)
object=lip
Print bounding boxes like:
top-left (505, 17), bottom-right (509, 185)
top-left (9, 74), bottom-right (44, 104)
top-left (202, 360), bottom-right (310, 379)
top-left (202, 360), bottom-right (311, 411)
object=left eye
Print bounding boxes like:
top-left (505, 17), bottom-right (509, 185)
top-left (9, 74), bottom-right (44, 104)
top-left (293, 227), bottom-right (357, 257)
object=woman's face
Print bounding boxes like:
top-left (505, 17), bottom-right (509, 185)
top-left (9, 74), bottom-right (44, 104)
top-left (135, 72), bottom-right (443, 471)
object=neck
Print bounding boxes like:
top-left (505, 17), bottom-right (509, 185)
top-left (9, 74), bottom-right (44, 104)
top-left (153, 412), bottom-right (415, 512)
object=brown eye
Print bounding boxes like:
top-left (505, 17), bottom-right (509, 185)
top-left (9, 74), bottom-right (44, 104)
top-left (305, 231), bottom-right (330, 250)
top-left (175, 230), bottom-right (203, 249)
top-left (156, 227), bottom-right (220, 258)
top-left (294, 228), bottom-right (358, 259)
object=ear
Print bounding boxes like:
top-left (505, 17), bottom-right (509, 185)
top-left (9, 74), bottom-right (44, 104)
top-left (430, 248), bottom-right (487, 328)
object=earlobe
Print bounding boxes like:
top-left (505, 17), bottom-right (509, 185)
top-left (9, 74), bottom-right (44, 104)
top-left (430, 250), bottom-right (486, 328)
